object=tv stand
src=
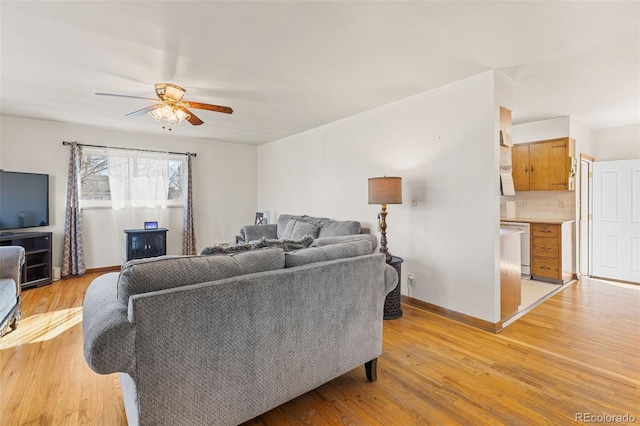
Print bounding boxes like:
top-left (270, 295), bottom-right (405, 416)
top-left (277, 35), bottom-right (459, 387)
top-left (0, 231), bottom-right (52, 288)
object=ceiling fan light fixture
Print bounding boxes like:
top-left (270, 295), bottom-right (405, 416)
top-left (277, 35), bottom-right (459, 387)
top-left (155, 83), bottom-right (185, 102)
top-left (98, 82), bottom-right (231, 128)
top-left (148, 104), bottom-right (190, 125)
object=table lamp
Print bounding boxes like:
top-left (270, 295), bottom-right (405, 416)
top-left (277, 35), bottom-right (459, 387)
top-left (368, 176), bottom-right (402, 260)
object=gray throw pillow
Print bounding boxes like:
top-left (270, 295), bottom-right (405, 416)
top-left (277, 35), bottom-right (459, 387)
top-left (318, 220), bottom-right (361, 238)
top-left (281, 219), bottom-right (319, 240)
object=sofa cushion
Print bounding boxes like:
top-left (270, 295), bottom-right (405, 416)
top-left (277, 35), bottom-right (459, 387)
top-left (313, 234), bottom-right (379, 253)
top-left (318, 220), bottom-right (361, 238)
top-left (284, 239), bottom-right (372, 268)
top-left (276, 214), bottom-right (328, 238)
top-left (281, 219), bottom-right (320, 240)
top-left (117, 248), bottom-right (285, 304)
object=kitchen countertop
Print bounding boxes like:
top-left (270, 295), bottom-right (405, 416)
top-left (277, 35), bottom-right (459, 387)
top-left (500, 218), bottom-right (575, 224)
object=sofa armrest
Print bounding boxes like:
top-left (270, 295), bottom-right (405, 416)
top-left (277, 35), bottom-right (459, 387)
top-left (83, 273), bottom-right (136, 375)
top-left (241, 224), bottom-right (278, 242)
top-left (384, 264), bottom-right (399, 295)
top-left (0, 246), bottom-right (25, 297)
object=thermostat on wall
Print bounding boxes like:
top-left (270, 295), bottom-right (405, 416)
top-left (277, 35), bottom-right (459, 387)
top-left (144, 221), bottom-right (158, 230)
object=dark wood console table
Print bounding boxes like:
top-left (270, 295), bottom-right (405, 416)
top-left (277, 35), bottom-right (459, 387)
top-left (0, 231), bottom-right (52, 288)
top-left (124, 228), bottom-right (168, 261)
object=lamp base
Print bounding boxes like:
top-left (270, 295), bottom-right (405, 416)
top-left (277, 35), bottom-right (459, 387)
top-left (378, 204), bottom-right (392, 261)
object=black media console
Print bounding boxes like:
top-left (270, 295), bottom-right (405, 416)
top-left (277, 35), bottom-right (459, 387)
top-left (0, 231), bottom-right (53, 288)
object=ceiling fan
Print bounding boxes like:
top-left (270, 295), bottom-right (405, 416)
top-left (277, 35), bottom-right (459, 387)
top-left (96, 83), bottom-right (233, 127)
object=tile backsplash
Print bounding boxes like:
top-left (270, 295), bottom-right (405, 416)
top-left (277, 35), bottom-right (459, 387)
top-left (501, 191), bottom-right (575, 220)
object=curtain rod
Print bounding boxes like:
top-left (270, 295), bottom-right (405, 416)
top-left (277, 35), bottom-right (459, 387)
top-left (62, 141), bottom-right (196, 157)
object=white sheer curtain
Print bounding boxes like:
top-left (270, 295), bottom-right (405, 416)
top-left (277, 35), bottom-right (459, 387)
top-left (108, 149), bottom-right (169, 209)
top-left (107, 149), bottom-right (170, 263)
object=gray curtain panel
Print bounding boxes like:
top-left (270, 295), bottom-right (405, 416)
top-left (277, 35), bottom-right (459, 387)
top-left (61, 142), bottom-right (86, 277)
top-left (182, 154), bottom-right (196, 255)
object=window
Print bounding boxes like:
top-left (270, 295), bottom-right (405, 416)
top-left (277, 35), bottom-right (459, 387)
top-left (80, 148), bottom-right (186, 208)
top-left (80, 150), bottom-right (110, 201)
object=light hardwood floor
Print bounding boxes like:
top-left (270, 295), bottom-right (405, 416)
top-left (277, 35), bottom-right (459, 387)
top-left (1, 274), bottom-right (638, 425)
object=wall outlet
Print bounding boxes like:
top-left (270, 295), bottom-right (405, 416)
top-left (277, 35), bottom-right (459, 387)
top-left (515, 200), bottom-right (524, 207)
top-left (407, 273), bottom-right (415, 286)
top-left (559, 200), bottom-right (565, 208)
top-left (411, 195), bottom-right (418, 207)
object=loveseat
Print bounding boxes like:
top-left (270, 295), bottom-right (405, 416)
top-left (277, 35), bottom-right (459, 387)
top-left (237, 214), bottom-right (369, 245)
top-left (83, 238), bottom-right (398, 425)
top-left (0, 246), bottom-right (24, 337)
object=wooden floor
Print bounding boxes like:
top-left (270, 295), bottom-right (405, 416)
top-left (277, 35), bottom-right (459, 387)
top-left (1, 275), bottom-right (638, 425)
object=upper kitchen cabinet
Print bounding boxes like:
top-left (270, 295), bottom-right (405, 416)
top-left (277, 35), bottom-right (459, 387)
top-left (512, 137), bottom-right (575, 191)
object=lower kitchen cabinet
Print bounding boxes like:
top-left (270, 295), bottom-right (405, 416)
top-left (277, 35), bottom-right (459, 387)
top-left (531, 222), bottom-right (574, 283)
top-left (500, 229), bottom-right (522, 321)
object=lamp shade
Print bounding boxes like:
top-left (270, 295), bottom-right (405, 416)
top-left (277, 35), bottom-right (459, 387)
top-left (368, 176), bottom-right (402, 205)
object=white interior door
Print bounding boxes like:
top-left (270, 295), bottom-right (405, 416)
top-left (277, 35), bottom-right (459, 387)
top-left (579, 159), bottom-right (592, 277)
top-left (592, 159), bottom-right (640, 283)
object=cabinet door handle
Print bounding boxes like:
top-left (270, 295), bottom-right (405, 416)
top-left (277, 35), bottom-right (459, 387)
top-left (525, 166), bottom-right (529, 173)
top-left (530, 165), bottom-right (534, 173)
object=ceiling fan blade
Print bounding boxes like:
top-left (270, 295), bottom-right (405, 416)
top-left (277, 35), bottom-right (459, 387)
top-left (183, 101), bottom-right (233, 114)
top-left (179, 106), bottom-right (203, 126)
top-left (125, 104), bottom-right (162, 117)
top-left (96, 92), bottom-right (159, 102)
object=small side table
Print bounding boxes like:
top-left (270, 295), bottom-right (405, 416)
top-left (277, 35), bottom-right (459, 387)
top-left (384, 256), bottom-right (403, 320)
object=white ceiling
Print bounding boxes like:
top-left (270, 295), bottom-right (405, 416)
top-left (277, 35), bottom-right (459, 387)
top-left (1, 1), bottom-right (638, 146)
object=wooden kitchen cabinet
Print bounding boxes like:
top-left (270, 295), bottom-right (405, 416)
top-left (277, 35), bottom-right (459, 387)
top-left (531, 222), bottom-right (574, 283)
top-left (512, 144), bottom-right (530, 191)
top-left (500, 229), bottom-right (521, 322)
top-left (512, 138), bottom-right (574, 191)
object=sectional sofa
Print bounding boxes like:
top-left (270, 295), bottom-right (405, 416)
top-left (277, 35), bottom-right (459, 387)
top-left (83, 237), bottom-right (398, 425)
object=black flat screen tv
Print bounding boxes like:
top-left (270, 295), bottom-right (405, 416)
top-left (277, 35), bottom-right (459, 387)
top-left (0, 171), bottom-right (50, 231)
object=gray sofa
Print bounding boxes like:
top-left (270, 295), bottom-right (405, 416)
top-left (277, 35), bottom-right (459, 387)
top-left (83, 238), bottom-right (398, 425)
top-left (0, 246), bottom-right (25, 337)
top-left (238, 214), bottom-right (370, 245)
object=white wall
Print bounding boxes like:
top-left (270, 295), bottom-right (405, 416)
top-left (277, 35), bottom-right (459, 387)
top-left (570, 118), bottom-right (595, 158)
top-left (512, 117), bottom-right (570, 144)
top-left (0, 116), bottom-right (258, 268)
top-left (594, 124), bottom-right (640, 161)
top-left (258, 71), bottom-right (505, 323)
